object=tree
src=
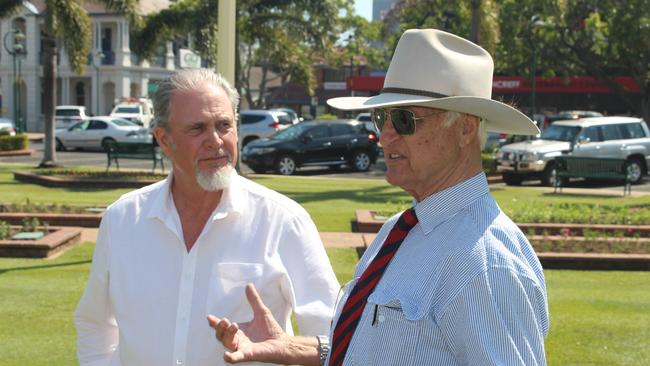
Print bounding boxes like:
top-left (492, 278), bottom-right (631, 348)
top-left (131, 0), bottom-right (354, 109)
top-left (0, 0), bottom-right (137, 167)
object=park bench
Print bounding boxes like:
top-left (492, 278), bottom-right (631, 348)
top-left (553, 155), bottom-right (630, 196)
top-left (105, 141), bottom-right (164, 173)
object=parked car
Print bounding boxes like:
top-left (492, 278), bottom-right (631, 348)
top-left (544, 110), bottom-right (603, 126)
top-left (0, 118), bottom-right (16, 136)
top-left (270, 108), bottom-right (301, 124)
top-left (355, 112), bottom-right (379, 136)
top-left (55, 105), bottom-right (90, 129)
top-left (55, 116), bottom-right (150, 151)
top-left (241, 119), bottom-right (379, 175)
top-left (239, 109), bottom-right (295, 146)
top-left (496, 116), bottom-right (650, 186)
top-left (110, 98), bottom-right (154, 128)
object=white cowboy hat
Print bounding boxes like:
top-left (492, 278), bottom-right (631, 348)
top-left (327, 29), bottom-right (539, 135)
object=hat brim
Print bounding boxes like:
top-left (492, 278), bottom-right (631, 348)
top-left (327, 93), bottom-right (539, 135)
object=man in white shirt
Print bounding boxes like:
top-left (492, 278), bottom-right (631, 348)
top-left (74, 69), bottom-right (340, 366)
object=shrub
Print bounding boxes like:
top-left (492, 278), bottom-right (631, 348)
top-left (315, 113), bottom-right (338, 120)
top-left (0, 220), bottom-right (10, 240)
top-left (482, 152), bottom-right (497, 174)
top-left (0, 134), bottom-right (28, 151)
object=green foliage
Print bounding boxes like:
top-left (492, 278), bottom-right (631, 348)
top-left (315, 113), bottom-right (338, 120)
top-left (20, 217), bottom-right (41, 233)
top-left (0, 134), bottom-right (28, 151)
top-left (481, 152), bottom-right (497, 174)
top-left (0, 221), bottom-right (10, 240)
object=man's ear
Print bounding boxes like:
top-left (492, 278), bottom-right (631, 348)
top-left (153, 127), bottom-right (172, 155)
top-left (459, 114), bottom-right (479, 147)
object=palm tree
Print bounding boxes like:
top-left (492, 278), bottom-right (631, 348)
top-left (0, 0), bottom-right (137, 167)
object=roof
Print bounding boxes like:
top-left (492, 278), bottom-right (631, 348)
top-left (553, 116), bottom-right (644, 127)
top-left (24, 0), bottom-right (171, 16)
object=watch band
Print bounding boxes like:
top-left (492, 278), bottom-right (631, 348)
top-left (316, 335), bottom-right (330, 366)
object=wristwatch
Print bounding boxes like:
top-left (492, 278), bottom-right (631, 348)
top-left (316, 335), bottom-right (330, 366)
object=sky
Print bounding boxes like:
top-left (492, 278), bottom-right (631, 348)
top-left (354, 0), bottom-right (373, 21)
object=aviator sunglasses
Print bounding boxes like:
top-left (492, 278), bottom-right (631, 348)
top-left (371, 108), bottom-right (447, 135)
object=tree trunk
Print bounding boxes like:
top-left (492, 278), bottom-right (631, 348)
top-left (470, 0), bottom-right (481, 44)
top-left (39, 34), bottom-right (58, 168)
top-left (642, 88), bottom-right (650, 128)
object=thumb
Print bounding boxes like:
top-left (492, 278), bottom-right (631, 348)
top-left (224, 350), bottom-right (248, 363)
top-left (245, 283), bottom-right (269, 318)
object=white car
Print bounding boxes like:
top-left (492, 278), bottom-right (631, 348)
top-left (55, 105), bottom-right (90, 130)
top-left (0, 118), bottom-right (16, 136)
top-left (110, 99), bottom-right (154, 128)
top-left (55, 116), bottom-right (151, 151)
top-left (239, 110), bottom-right (295, 146)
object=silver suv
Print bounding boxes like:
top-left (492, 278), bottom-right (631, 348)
top-left (496, 116), bottom-right (650, 186)
top-left (239, 110), bottom-right (295, 146)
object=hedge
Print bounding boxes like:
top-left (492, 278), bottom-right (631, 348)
top-left (0, 134), bottom-right (29, 151)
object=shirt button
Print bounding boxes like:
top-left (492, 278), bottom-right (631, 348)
top-left (378, 315), bottom-right (386, 323)
top-left (175, 360), bottom-right (183, 365)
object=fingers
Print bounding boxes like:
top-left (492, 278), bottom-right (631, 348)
top-left (245, 283), bottom-right (269, 318)
top-left (207, 315), bottom-right (239, 346)
top-left (224, 350), bottom-right (247, 363)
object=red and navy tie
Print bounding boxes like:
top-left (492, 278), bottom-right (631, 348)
top-left (328, 207), bottom-right (419, 366)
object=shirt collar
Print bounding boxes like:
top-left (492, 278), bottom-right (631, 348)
top-left (414, 172), bottom-right (489, 235)
top-left (146, 168), bottom-right (245, 223)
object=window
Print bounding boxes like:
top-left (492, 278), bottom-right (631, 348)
top-left (305, 125), bottom-right (329, 139)
top-left (578, 126), bottom-right (602, 142)
top-left (70, 121), bottom-right (89, 131)
top-left (599, 124), bottom-right (623, 141)
top-left (88, 120), bottom-right (108, 130)
top-left (241, 114), bottom-right (266, 124)
top-left (330, 123), bottom-right (355, 136)
top-left (620, 123), bottom-right (646, 139)
top-left (75, 82), bottom-right (85, 106)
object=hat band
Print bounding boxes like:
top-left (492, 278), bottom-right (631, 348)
top-left (381, 87), bottom-right (449, 99)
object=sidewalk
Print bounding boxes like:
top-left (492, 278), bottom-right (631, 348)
top-left (80, 228), bottom-right (376, 249)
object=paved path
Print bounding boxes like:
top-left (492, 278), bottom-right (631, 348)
top-left (81, 228), bottom-right (376, 248)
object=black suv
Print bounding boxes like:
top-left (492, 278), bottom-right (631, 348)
top-left (241, 119), bottom-right (379, 175)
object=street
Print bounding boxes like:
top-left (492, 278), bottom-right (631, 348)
top-left (2, 141), bottom-right (649, 192)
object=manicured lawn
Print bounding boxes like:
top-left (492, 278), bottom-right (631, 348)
top-left (1, 244), bottom-right (648, 365)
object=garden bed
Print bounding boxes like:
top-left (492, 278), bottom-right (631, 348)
top-left (13, 170), bottom-right (165, 188)
top-left (0, 225), bottom-right (83, 258)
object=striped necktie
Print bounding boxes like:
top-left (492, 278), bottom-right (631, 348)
top-left (328, 207), bottom-right (418, 366)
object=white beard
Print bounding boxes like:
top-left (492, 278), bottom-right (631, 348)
top-left (195, 163), bottom-right (233, 191)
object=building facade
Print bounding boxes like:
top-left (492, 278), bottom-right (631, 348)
top-left (0, 1), bottom-right (184, 132)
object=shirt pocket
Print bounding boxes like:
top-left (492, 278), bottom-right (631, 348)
top-left (349, 296), bottom-right (421, 366)
top-left (206, 262), bottom-right (264, 323)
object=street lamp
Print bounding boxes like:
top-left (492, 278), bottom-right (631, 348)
top-left (3, 28), bottom-right (27, 133)
top-left (346, 34), bottom-right (357, 97)
top-left (529, 15), bottom-right (546, 118)
top-left (92, 51), bottom-right (104, 115)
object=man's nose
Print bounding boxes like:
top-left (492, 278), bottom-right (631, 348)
top-left (379, 119), bottom-right (400, 146)
top-left (205, 128), bottom-right (223, 148)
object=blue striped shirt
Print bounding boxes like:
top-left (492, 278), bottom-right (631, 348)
top-left (330, 173), bottom-right (549, 365)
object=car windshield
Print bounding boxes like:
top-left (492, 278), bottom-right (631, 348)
top-left (271, 123), bottom-right (313, 141)
top-left (114, 106), bottom-right (140, 113)
top-left (111, 118), bottom-right (137, 126)
top-left (540, 124), bottom-right (581, 142)
top-left (56, 109), bottom-right (81, 117)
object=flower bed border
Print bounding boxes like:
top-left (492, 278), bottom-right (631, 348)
top-left (0, 226), bottom-right (83, 258)
top-left (13, 170), bottom-right (159, 189)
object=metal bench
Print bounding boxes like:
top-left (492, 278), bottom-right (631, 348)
top-left (554, 156), bottom-right (630, 196)
top-left (105, 141), bottom-right (165, 173)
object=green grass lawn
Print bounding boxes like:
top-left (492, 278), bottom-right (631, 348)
top-left (1, 244), bottom-right (648, 365)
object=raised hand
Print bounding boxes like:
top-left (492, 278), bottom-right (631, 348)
top-left (207, 283), bottom-right (289, 364)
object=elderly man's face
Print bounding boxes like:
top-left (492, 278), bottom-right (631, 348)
top-left (379, 106), bottom-right (473, 199)
top-left (157, 82), bottom-right (237, 191)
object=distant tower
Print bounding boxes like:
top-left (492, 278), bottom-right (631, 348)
top-left (372, 0), bottom-right (398, 21)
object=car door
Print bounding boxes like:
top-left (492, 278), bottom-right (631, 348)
top-left (596, 124), bottom-right (626, 158)
top-left (328, 123), bottom-right (357, 161)
top-left (62, 121), bottom-right (90, 148)
top-left (298, 125), bottom-right (331, 164)
top-left (86, 120), bottom-right (110, 149)
top-left (572, 125), bottom-right (603, 157)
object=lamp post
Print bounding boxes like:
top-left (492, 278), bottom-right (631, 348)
top-left (529, 15), bottom-right (546, 118)
top-left (92, 51), bottom-right (104, 115)
top-left (4, 29), bottom-right (27, 133)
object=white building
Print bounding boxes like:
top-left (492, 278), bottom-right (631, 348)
top-left (0, 0), bottom-right (189, 132)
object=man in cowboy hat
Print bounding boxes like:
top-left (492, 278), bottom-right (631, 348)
top-left (207, 29), bottom-right (549, 365)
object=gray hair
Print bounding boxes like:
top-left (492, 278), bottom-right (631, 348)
top-left (441, 111), bottom-right (488, 149)
top-left (152, 68), bottom-right (240, 130)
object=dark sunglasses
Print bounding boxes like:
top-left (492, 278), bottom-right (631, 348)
top-left (371, 108), bottom-right (447, 135)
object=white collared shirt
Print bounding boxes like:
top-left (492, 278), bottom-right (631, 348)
top-left (75, 171), bottom-right (339, 366)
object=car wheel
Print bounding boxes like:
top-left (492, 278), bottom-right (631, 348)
top-left (541, 163), bottom-right (562, 187)
top-left (55, 138), bottom-right (66, 151)
top-left (351, 150), bottom-right (371, 171)
top-left (625, 158), bottom-right (644, 184)
top-left (101, 137), bottom-right (116, 151)
top-left (275, 155), bottom-right (296, 175)
top-left (502, 173), bottom-right (523, 186)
